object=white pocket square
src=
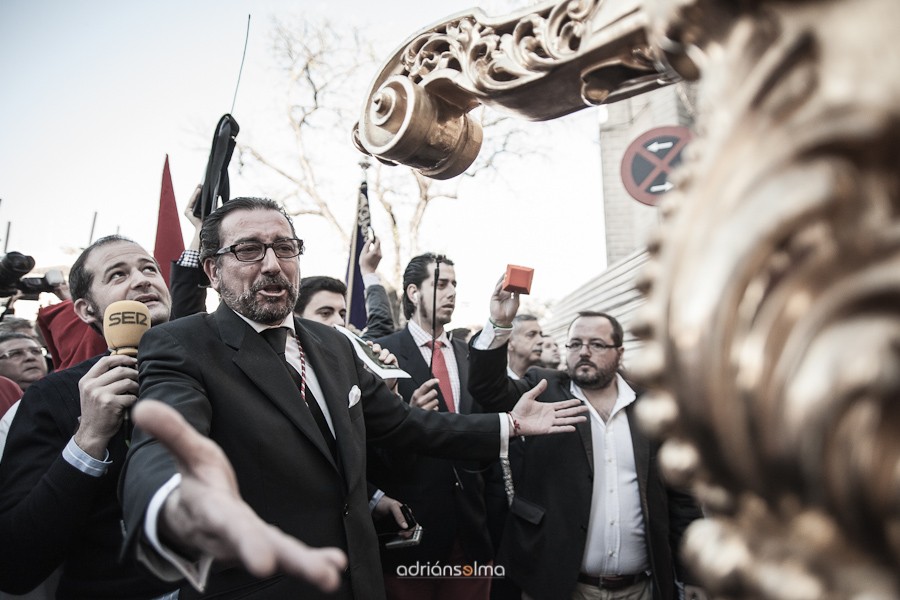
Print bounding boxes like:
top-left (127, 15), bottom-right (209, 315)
top-left (348, 385), bottom-right (361, 408)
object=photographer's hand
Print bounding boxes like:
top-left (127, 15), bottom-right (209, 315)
top-left (52, 281), bottom-right (72, 302)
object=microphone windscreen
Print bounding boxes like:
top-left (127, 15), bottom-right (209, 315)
top-left (103, 300), bottom-right (151, 356)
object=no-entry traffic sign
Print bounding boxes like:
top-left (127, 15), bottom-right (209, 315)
top-left (620, 126), bottom-right (693, 206)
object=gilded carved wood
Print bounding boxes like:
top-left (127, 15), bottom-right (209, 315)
top-left (358, 0), bottom-right (900, 596)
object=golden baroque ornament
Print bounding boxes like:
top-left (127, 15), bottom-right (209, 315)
top-left (359, 0), bottom-right (900, 596)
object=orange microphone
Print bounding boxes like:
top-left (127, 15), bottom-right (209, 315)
top-left (103, 300), bottom-right (151, 446)
top-left (103, 301), bottom-right (151, 357)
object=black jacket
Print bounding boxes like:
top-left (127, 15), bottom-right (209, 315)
top-left (467, 341), bottom-right (702, 600)
top-left (120, 304), bottom-right (504, 599)
top-left (0, 354), bottom-right (176, 599)
top-left (371, 327), bottom-right (494, 571)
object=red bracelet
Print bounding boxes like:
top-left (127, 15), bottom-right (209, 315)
top-left (507, 412), bottom-right (521, 437)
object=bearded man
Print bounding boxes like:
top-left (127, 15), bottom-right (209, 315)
top-left (118, 198), bottom-right (589, 600)
top-left (467, 277), bottom-right (708, 600)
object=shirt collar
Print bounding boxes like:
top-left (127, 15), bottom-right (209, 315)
top-left (570, 373), bottom-right (636, 416)
top-left (233, 309), bottom-right (296, 337)
top-left (408, 318), bottom-right (450, 348)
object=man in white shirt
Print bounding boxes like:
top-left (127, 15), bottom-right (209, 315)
top-left (468, 275), bottom-right (708, 600)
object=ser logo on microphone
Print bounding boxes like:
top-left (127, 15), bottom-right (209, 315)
top-left (107, 311), bottom-right (149, 327)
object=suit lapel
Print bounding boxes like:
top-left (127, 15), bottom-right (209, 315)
top-left (556, 374), bottom-right (594, 473)
top-left (576, 407), bottom-right (594, 475)
top-left (452, 338), bottom-right (473, 414)
top-left (626, 402), bottom-right (651, 523)
top-left (294, 319), bottom-right (352, 480)
top-left (215, 304), bottom-right (339, 472)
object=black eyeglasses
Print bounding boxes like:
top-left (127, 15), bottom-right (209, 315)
top-left (0, 347), bottom-right (45, 361)
top-left (565, 340), bottom-right (619, 353)
top-left (215, 238), bottom-right (304, 262)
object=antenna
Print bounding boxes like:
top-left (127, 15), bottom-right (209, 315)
top-left (88, 212), bottom-right (98, 245)
top-left (428, 255), bottom-right (445, 376)
top-left (231, 15), bottom-right (251, 114)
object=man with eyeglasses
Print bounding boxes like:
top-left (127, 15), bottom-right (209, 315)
top-left (118, 197), bottom-right (588, 600)
top-left (467, 277), bottom-right (707, 600)
top-left (0, 235), bottom-right (179, 600)
top-left (0, 331), bottom-right (48, 392)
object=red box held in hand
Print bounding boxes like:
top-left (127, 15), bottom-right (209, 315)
top-left (503, 265), bottom-right (534, 295)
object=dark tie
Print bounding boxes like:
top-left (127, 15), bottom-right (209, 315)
top-left (425, 340), bottom-right (455, 412)
top-left (261, 327), bottom-right (338, 460)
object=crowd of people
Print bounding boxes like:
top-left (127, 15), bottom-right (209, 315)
top-left (0, 192), bottom-right (707, 600)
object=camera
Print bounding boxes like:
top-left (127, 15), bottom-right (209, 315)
top-left (0, 252), bottom-right (64, 299)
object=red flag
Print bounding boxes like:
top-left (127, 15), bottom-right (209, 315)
top-left (154, 155), bottom-right (185, 286)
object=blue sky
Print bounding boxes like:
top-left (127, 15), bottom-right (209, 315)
top-left (0, 0), bottom-right (605, 325)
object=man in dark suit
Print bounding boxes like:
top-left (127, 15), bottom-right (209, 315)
top-left (468, 277), bottom-right (707, 600)
top-left (119, 198), bottom-right (588, 600)
top-left (373, 253), bottom-right (494, 600)
top-left (0, 235), bottom-right (179, 599)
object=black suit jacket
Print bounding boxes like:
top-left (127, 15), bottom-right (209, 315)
top-left (169, 261), bottom-right (209, 320)
top-left (371, 328), bottom-right (493, 570)
top-left (0, 355), bottom-right (175, 600)
top-left (120, 303), bottom-right (505, 600)
top-left (468, 342), bottom-right (702, 600)
top-left (361, 284), bottom-right (395, 341)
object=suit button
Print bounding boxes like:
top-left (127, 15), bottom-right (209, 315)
top-left (580, 525), bottom-right (587, 532)
top-left (455, 482), bottom-right (460, 488)
top-left (343, 503), bottom-right (350, 516)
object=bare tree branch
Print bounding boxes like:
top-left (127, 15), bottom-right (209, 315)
top-left (236, 16), bottom-right (532, 291)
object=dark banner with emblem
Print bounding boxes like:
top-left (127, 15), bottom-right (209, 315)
top-left (345, 180), bottom-right (371, 329)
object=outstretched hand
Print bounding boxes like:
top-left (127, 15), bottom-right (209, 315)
top-left (489, 273), bottom-right (519, 328)
top-left (510, 380), bottom-right (588, 436)
top-left (132, 400), bottom-right (347, 592)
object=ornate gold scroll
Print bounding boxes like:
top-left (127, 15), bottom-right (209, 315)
top-left (634, 0), bottom-right (900, 597)
top-left (359, 0), bottom-right (900, 596)
top-left (354, 0), bottom-right (677, 179)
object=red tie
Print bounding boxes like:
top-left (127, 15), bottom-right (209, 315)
top-left (425, 340), bottom-right (455, 412)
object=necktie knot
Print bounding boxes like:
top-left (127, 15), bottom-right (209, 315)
top-left (425, 340), bottom-right (443, 350)
top-left (261, 327), bottom-right (289, 356)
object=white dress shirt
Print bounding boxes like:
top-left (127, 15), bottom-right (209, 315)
top-left (575, 375), bottom-right (648, 576)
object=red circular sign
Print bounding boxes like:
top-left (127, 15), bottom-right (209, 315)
top-left (620, 126), bottom-right (693, 206)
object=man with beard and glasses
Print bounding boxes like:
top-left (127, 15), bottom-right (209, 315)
top-left (118, 198), bottom-right (589, 600)
top-left (467, 276), bottom-right (707, 600)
